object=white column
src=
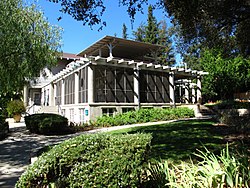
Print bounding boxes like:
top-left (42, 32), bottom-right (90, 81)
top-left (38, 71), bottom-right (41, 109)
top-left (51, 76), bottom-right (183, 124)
top-left (192, 85), bottom-right (196, 104)
top-left (61, 79), bottom-right (65, 105)
top-left (49, 83), bottom-right (54, 106)
top-left (75, 71), bottom-right (79, 104)
top-left (54, 83), bottom-right (57, 106)
top-left (74, 71), bottom-right (80, 123)
top-left (169, 72), bottom-right (175, 107)
top-left (184, 84), bottom-right (189, 104)
top-left (197, 76), bottom-right (202, 103)
top-left (23, 85), bottom-right (28, 107)
top-left (134, 67), bottom-right (140, 108)
top-left (88, 66), bottom-right (94, 103)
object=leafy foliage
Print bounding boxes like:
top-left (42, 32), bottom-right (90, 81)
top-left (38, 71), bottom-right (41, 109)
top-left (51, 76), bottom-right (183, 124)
top-left (16, 133), bottom-right (152, 187)
top-left (207, 100), bottom-right (250, 110)
top-left (133, 5), bottom-right (175, 65)
top-left (6, 100), bottom-right (26, 116)
top-left (92, 107), bottom-right (194, 127)
top-left (0, 0), bottom-right (62, 93)
top-left (200, 49), bottom-right (250, 100)
top-left (151, 145), bottom-right (250, 188)
top-left (0, 119), bottom-right (9, 140)
top-left (122, 23), bottom-right (128, 39)
top-left (166, 0), bottom-right (250, 57)
top-left (24, 113), bottom-right (72, 135)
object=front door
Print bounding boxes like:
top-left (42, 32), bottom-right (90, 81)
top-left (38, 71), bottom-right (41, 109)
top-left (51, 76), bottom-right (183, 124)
top-left (33, 92), bottom-right (41, 105)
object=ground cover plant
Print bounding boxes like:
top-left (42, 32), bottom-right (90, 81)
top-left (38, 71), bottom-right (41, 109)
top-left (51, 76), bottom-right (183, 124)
top-left (148, 145), bottom-right (250, 188)
top-left (92, 107), bottom-right (194, 127)
top-left (16, 133), bottom-right (152, 188)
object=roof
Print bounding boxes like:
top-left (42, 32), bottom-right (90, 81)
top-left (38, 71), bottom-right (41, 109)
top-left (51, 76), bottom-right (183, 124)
top-left (61, 52), bottom-right (81, 60)
top-left (77, 36), bottom-right (165, 61)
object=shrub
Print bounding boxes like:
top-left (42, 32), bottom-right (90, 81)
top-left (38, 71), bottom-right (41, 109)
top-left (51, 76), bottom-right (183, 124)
top-left (92, 107), bottom-right (195, 127)
top-left (219, 110), bottom-right (250, 133)
top-left (0, 117), bottom-right (9, 140)
top-left (208, 100), bottom-right (250, 109)
top-left (25, 113), bottom-right (71, 135)
top-left (16, 133), bottom-right (152, 188)
top-left (148, 145), bottom-right (250, 188)
top-left (6, 100), bottom-right (25, 116)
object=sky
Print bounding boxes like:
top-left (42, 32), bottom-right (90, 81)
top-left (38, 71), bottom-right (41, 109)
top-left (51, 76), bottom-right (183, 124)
top-left (36, 0), bottom-right (181, 62)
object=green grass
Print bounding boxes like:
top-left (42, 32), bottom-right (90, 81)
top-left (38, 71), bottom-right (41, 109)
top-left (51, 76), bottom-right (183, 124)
top-left (110, 119), bottom-right (228, 162)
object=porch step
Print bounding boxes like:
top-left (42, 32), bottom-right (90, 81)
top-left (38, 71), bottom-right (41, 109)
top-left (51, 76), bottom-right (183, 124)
top-left (37, 106), bottom-right (58, 114)
top-left (199, 105), bottom-right (217, 117)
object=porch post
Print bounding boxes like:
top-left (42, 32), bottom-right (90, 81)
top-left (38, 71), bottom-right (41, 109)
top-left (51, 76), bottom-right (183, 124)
top-left (184, 82), bottom-right (189, 104)
top-left (49, 83), bottom-right (54, 106)
top-left (74, 71), bottom-right (80, 123)
top-left (23, 85), bottom-right (28, 107)
top-left (192, 85), bottom-right (196, 104)
top-left (134, 66), bottom-right (140, 108)
top-left (87, 65), bottom-right (94, 103)
top-left (75, 71), bottom-right (79, 104)
top-left (197, 76), bottom-right (202, 103)
top-left (169, 72), bottom-right (175, 107)
top-left (61, 79), bottom-right (65, 105)
top-left (53, 83), bottom-right (57, 106)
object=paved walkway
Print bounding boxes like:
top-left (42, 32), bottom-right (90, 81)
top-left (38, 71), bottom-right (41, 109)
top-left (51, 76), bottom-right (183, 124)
top-left (0, 117), bottom-right (208, 187)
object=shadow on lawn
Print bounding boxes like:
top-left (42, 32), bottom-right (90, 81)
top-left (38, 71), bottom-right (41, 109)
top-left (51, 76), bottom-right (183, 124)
top-left (113, 119), bottom-right (232, 162)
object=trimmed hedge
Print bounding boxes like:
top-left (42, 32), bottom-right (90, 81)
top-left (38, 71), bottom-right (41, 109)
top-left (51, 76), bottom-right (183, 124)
top-left (92, 107), bottom-right (195, 127)
top-left (25, 113), bottom-right (72, 135)
top-left (16, 133), bottom-right (152, 188)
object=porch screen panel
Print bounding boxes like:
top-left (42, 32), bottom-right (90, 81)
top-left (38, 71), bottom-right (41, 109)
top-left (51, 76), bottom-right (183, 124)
top-left (162, 74), bottom-right (170, 103)
top-left (106, 67), bottom-right (115, 102)
top-left (56, 80), bottom-right (62, 105)
top-left (79, 67), bottom-right (88, 103)
top-left (94, 66), bottom-right (134, 103)
top-left (139, 70), bottom-right (170, 103)
top-left (156, 73), bottom-right (164, 103)
top-left (95, 66), bottom-right (106, 102)
top-left (116, 69), bottom-right (125, 103)
top-left (64, 74), bottom-right (75, 104)
top-left (125, 68), bottom-right (134, 103)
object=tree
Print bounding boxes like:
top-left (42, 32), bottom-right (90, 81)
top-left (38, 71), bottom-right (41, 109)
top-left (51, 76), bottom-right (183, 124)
top-left (200, 49), bottom-right (250, 101)
top-left (144, 5), bottom-right (158, 45)
top-left (0, 0), bottom-right (62, 93)
top-left (133, 23), bottom-right (146, 42)
top-left (164, 0), bottom-right (250, 57)
top-left (48, 0), bottom-right (250, 57)
top-left (133, 6), bottom-right (175, 65)
top-left (122, 23), bottom-right (128, 39)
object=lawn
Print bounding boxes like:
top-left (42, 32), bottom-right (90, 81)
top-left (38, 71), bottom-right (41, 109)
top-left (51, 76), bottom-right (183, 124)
top-left (109, 119), bottom-right (230, 162)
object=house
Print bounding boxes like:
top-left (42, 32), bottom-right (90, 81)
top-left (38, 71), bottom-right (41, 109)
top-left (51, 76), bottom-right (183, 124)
top-left (24, 36), bottom-right (207, 123)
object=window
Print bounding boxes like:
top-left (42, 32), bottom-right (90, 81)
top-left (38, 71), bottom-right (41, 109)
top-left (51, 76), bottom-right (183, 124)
top-left (122, 107), bottom-right (135, 113)
top-left (69, 108), bottom-right (74, 122)
top-left (79, 108), bottom-right (85, 123)
top-left (102, 108), bottom-right (116, 117)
